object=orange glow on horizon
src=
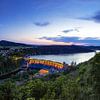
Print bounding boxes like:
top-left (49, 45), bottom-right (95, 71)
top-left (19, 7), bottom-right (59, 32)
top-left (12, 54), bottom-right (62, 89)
top-left (17, 38), bottom-right (75, 45)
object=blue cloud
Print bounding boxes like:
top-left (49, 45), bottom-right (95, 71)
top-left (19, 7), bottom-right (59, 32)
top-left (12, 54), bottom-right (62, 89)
top-left (62, 28), bottom-right (79, 33)
top-left (63, 29), bottom-right (74, 33)
top-left (40, 36), bottom-right (100, 45)
top-left (92, 11), bottom-right (100, 22)
top-left (79, 11), bottom-right (100, 23)
top-left (34, 22), bottom-right (50, 27)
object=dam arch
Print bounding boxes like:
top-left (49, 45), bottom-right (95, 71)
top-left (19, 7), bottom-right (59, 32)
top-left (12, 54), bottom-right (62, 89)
top-left (27, 58), bottom-right (65, 69)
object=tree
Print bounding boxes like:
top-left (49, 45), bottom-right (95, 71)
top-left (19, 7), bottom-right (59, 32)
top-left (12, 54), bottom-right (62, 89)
top-left (28, 79), bottom-right (47, 100)
top-left (0, 80), bottom-right (19, 100)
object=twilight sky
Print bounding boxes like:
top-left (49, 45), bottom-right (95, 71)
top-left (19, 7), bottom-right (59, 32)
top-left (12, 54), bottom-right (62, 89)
top-left (0, 0), bottom-right (100, 45)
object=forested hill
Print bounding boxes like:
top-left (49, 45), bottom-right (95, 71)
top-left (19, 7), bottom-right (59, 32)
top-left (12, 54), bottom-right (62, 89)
top-left (32, 45), bottom-right (94, 54)
top-left (0, 40), bottom-right (33, 47)
top-left (0, 40), bottom-right (95, 54)
top-left (76, 52), bottom-right (100, 99)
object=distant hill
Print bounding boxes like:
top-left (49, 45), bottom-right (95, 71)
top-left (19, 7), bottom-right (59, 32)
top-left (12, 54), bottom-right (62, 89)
top-left (0, 40), bottom-right (33, 47)
top-left (0, 40), bottom-right (96, 54)
top-left (32, 45), bottom-right (94, 54)
top-left (85, 46), bottom-right (100, 50)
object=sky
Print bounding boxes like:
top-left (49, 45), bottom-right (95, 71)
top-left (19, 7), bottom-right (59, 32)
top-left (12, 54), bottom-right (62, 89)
top-left (0, 0), bottom-right (100, 45)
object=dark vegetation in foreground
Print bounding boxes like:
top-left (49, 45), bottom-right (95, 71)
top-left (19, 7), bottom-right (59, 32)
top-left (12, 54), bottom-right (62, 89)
top-left (0, 55), bottom-right (22, 75)
top-left (0, 53), bottom-right (100, 100)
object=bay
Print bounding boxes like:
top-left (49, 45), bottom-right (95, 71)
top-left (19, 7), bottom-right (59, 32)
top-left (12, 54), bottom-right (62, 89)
top-left (30, 52), bottom-right (96, 65)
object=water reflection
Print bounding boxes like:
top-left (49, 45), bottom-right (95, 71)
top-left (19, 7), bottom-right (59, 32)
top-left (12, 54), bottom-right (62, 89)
top-left (30, 52), bottom-right (95, 64)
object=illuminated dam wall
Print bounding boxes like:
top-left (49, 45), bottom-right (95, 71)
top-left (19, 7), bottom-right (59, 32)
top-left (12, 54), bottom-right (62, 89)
top-left (27, 58), bottom-right (64, 70)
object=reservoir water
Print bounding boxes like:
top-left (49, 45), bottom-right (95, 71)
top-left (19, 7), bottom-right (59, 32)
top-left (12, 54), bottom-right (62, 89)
top-left (30, 52), bottom-right (96, 65)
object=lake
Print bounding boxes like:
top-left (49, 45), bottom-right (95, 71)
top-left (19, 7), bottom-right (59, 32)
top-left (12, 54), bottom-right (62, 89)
top-left (30, 52), bottom-right (96, 65)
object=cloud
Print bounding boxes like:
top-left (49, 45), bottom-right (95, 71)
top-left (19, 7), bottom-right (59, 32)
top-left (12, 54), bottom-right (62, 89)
top-left (62, 29), bottom-right (74, 33)
top-left (34, 22), bottom-right (50, 27)
top-left (40, 36), bottom-right (80, 42)
top-left (79, 11), bottom-right (100, 23)
top-left (62, 28), bottom-right (79, 33)
top-left (92, 11), bottom-right (100, 22)
top-left (39, 36), bottom-right (100, 46)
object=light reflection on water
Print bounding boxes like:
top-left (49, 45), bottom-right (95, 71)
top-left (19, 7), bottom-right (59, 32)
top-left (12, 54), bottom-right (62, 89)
top-left (30, 52), bottom-right (96, 64)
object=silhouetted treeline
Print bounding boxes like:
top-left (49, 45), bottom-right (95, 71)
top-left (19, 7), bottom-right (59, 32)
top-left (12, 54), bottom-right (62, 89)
top-left (29, 45), bottom-right (94, 55)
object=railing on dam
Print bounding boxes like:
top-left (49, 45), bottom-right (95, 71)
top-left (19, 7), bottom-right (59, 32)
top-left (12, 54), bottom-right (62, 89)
top-left (26, 58), bottom-right (64, 69)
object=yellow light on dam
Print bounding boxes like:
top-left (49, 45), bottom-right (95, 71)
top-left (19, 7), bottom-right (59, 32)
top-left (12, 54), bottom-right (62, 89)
top-left (28, 59), bottom-right (64, 69)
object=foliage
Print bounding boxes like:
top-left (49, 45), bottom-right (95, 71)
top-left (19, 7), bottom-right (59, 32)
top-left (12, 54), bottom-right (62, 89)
top-left (0, 53), bottom-right (100, 100)
top-left (0, 55), bottom-right (23, 75)
top-left (0, 80), bottom-right (19, 100)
